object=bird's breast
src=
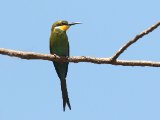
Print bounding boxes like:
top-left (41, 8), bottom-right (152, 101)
top-left (50, 30), bottom-right (69, 56)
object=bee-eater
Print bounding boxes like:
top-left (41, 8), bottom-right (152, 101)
top-left (50, 20), bottom-right (81, 111)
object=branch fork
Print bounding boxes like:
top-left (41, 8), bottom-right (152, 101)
top-left (0, 21), bottom-right (160, 67)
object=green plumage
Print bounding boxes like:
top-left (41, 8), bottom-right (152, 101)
top-left (50, 29), bottom-right (69, 79)
top-left (50, 21), bottom-right (70, 111)
top-left (50, 20), bottom-right (81, 111)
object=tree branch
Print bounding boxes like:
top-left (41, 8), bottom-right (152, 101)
top-left (111, 21), bottom-right (160, 61)
top-left (0, 21), bottom-right (160, 67)
top-left (0, 48), bottom-right (160, 67)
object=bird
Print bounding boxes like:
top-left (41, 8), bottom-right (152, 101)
top-left (50, 20), bottom-right (81, 111)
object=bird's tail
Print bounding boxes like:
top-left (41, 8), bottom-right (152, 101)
top-left (60, 79), bottom-right (71, 111)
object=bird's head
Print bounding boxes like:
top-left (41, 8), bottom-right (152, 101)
top-left (51, 20), bottom-right (81, 31)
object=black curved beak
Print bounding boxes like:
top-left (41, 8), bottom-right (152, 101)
top-left (68, 22), bottom-right (82, 26)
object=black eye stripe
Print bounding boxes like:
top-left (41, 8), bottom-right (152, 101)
top-left (56, 24), bottom-right (61, 26)
top-left (52, 21), bottom-right (69, 30)
top-left (56, 22), bottom-right (68, 27)
top-left (62, 22), bottom-right (67, 25)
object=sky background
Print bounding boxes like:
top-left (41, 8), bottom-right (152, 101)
top-left (0, 0), bottom-right (160, 120)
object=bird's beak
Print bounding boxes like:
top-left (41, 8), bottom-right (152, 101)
top-left (68, 22), bottom-right (82, 26)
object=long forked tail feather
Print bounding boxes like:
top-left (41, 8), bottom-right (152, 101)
top-left (60, 79), bottom-right (71, 111)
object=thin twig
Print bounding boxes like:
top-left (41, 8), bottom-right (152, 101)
top-left (111, 21), bottom-right (160, 61)
top-left (0, 48), bottom-right (160, 67)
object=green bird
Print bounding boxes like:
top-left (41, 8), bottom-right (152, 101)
top-left (50, 20), bottom-right (81, 111)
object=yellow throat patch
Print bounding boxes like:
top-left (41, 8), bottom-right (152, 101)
top-left (59, 25), bottom-right (70, 31)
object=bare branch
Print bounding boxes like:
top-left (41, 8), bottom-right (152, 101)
top-left (111, 21), bottom-right (160, 61)
top-left (0, 48), bottom-right (160, 67)
top-left (0, 21), bottom-right (160, 68)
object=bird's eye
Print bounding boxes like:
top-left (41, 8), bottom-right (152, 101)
top-left (56, 23), bottom-right (61, 26)
top-left (62, 22), bottom-right (67, 25)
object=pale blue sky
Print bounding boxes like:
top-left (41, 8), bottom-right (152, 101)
top-left (0, 0), bottom-right (160, 120)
